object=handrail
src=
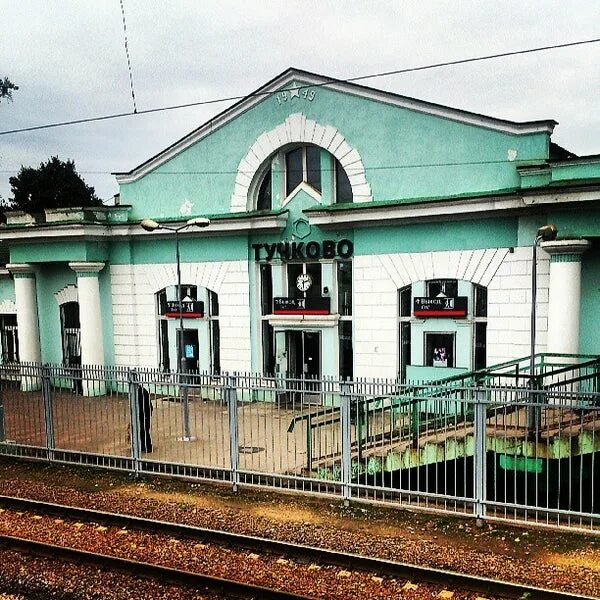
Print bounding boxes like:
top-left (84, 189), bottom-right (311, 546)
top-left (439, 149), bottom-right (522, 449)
top-left (418, 353), bottom-right (600, 389)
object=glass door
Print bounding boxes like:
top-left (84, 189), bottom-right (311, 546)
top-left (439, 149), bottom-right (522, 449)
top-left (286, 330), bottom-right (321, 403)
top-left (176, 328), bottom-right (200, 372)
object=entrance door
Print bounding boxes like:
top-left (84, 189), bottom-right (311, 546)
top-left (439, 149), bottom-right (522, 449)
top-left (60, 302), bottom-right (81, 393)
top-left (302, 331), bottom-right (320, 380)
top-left (60, 302), bottom-right (81, 367)
top-left (176, 328), bottom-right (200, 372)
top-left (286, 330), bottom-right (321, 402)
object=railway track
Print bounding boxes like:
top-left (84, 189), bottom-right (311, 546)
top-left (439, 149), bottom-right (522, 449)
top-left (0, 494), bottom-right (592, 600)
top-left (0, 533), bottom-right (310, 599)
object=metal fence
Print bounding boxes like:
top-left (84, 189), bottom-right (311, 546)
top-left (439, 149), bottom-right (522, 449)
top-left (0, 362), bottom-right (599, 533)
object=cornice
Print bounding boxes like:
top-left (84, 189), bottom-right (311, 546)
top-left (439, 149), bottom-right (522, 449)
top-left (6, 263), bottom-right (36, 276)
top-left (0, 213), bottom-right (288, 243)
top-left (540, 239), bottom-right (591, 256)
top-left (305, 186), bottom-right (600, 228)
top-left (69, 261), bottom-right (105, 274)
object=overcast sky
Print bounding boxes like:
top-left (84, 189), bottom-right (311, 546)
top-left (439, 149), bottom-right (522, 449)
top-left (1, 0), bottom-right (599, 203)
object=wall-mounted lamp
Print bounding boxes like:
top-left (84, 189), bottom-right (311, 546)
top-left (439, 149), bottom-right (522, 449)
top-left (140, 217), bottom-right (210, 233)
top-left (187, 217), bottom-right (210, 228)
top-left (536, 224), bottom-right (558, 243)
top-left (140, 218), bottom-right (160, 232)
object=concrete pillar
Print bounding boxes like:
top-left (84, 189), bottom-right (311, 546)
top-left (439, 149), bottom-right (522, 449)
top-left (540, 239), bottom-right (591, 355)
top-left (7, 264), bottom-right (42, 391)
top-left (69, 262), bottom-right (106, 396)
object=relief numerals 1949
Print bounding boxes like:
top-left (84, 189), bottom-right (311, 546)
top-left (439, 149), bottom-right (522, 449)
top-left (275, 87), bottom-right (316, 104)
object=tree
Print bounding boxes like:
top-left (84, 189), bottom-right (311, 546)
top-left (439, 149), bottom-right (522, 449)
top-left (7, 156), bottom-right (102, 213)
top-left (0, 77), bottom-right (18, 103)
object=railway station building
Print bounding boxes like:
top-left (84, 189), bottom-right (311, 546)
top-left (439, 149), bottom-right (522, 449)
top-left (1, 68), bottom-right (600, 386)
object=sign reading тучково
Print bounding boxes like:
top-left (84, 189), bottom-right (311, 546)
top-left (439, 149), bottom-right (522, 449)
top-left (413, 297), bottom-right (468, 317)
top-left (252, 239), bottom-right (353, 261)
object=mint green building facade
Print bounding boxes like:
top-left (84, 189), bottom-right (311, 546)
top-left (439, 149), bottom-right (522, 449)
top-left (1, 69), bottom-right (599, 388)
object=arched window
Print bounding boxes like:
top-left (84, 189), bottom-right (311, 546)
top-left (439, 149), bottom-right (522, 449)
top-left (156, 284), bottom-right (220, 374)
top-left (252, 145), bottom-right (353, 210)
top-left (256, 168), bottom-right (272, 211)
top-left (335, 159), bottom-right (353, 204)
top-left (398, 280), bottom-right (488, 382)
top-left (285, 146), bottom-right (321, 195)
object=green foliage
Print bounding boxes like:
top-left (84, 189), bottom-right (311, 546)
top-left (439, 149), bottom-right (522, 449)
top-left (7, 156), bottom-right (102, 213)
top-left (0, 77), bottom-right (19, 103)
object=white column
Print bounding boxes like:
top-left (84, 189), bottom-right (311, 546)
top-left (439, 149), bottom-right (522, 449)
top-left (7, 264), bottom-right (42, 391)
top-left (540, 239), bottom-right (591, 356)
top-left (7, 264), bottom-right (42, 363)
top-left (69, 262), bottom-right (106, 396)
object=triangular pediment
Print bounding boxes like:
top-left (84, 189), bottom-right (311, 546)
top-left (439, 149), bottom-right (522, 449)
top-left (114, 68), bottom-right (556, 185)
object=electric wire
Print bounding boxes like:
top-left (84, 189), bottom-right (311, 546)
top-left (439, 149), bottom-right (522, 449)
top-left (0, 158), bottom-right (548, 176)
top-left (119, 0), bottom-right (138, 113)
top-left (1, 37), bottom-right (599, 137)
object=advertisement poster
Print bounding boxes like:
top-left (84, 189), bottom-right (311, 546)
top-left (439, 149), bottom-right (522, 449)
top-left (426, 333), bottom-right (454, 368)
top-left (433, 347), bottom-right (448, 367)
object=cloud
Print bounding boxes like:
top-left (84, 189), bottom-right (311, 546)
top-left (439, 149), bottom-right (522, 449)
top-left (1, 0), bottom-right (599, 200)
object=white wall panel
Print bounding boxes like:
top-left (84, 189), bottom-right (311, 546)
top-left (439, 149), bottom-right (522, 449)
top-left (110, 260), bottom-right (251, 371)
top-left (354, 247), bottom-right (548, 379)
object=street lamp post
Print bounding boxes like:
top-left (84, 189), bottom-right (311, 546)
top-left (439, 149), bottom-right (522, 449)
top-left (528, 224), bottom-right (558, 432)
top-left (141, 217), bottom-right (210, 441)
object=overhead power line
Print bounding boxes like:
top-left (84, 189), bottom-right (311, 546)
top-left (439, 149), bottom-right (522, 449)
top-left (0, 159), bottom-right (547, 175)
top-left (1, 37), bottom-right (599, 137)
top-left (0, 158), bottom-right (549, 176)
top-left (119, 0), bottom-right (138, 113)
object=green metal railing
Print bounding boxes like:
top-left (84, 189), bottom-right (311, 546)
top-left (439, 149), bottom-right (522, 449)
top-left (312, 353), bottom-right (600, 456)
top-left (433, 352), bottom-right (600, 389)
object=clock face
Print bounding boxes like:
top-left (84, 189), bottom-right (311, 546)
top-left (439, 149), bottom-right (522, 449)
top-left (296, 273), bottom-right (313, 292)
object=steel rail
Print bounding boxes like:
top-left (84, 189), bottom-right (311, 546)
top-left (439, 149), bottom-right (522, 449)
top-left (0, 494), bottom-right (592, 600)
top-left (0, 534), bottom-right (315, 600)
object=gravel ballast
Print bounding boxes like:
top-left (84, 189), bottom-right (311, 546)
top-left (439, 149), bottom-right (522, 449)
top-left (0, 458), bottom-right (597, 598)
